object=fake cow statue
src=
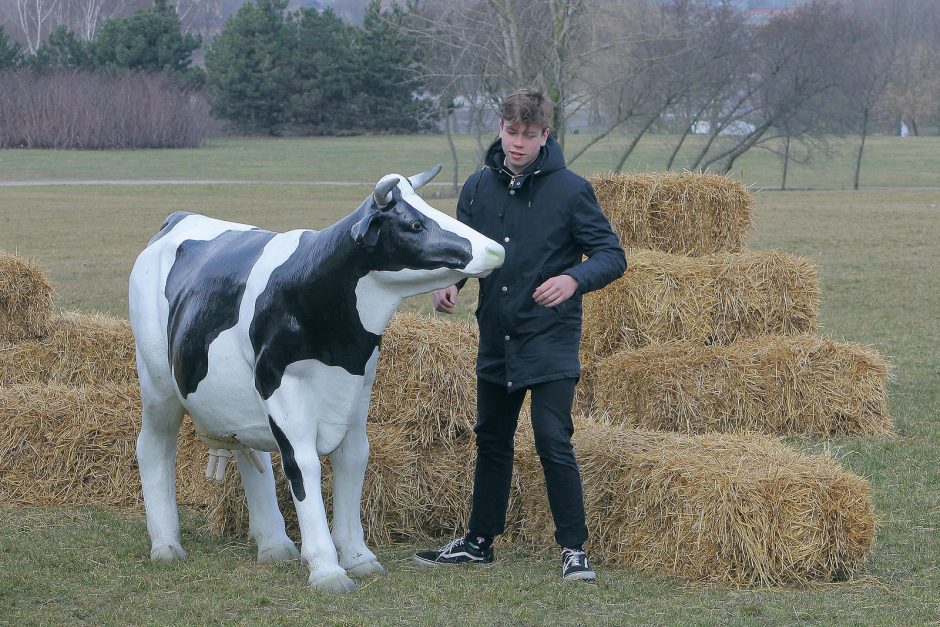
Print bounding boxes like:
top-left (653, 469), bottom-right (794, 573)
top-left (129, 165), bottom-right (505, 593)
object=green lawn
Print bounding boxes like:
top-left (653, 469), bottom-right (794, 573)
top-left (1, 133), bottom-right (938, 189)
top-left (0, 137), bottom-right (938, 625)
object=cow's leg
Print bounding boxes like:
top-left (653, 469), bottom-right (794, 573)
top-left (329, 360), bottom-right (385, 577)
top-left (268, 415), bottom-right (356, 593)
top-left (136, 385), bottom-right (187, 561)
top-left (233, 450), bottom-right (300, 563)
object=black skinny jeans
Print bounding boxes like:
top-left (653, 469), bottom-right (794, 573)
top-left (468, 377), bottom-right (588, 548)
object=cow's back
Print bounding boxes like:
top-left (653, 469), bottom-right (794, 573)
top-left (129, 213), bottom-right (266, 398)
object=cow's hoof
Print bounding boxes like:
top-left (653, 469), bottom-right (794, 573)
top-left (151, 543), bottom-right (187, 561)
top-left (309, 572), bottom-right (357, 594)
top-left (258, 541), bottom-right (300, 563)
top-left (346, 559), bottom-right (387, 577)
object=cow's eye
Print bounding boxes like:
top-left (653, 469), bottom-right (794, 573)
top-left (410, 220), bottom-right (423, 232)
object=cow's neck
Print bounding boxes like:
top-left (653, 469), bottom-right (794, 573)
top-left (288, 214), bottom-right (375, 299)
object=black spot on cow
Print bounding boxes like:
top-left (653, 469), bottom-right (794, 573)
top-left (165, 229), bottom-right (276, 397)
top-left (250, 227), bottom-right (381, 399)
top-left (268, 416), bottom-right (305, 501)
top-left (148, 211), bottom-right (193, 246)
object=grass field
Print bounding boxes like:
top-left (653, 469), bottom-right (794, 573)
top-left (1, 133), bottom-right (939, 189)
top-left (0, 136), bottom-right (938, 625)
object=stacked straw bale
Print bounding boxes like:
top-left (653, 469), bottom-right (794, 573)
top-left (0, 382), bottom-right (207, 507)
top-left (580, 249), bottom-right (820, 364)
top-left (589, 335), bottom-right (893, 436)
top-left (369, 312), bottom-right (478, 445)
top-left (0, 250), bottom-right (56, 342)
top-left (209, 414), bottom-right (875, 586)
top-left (509, 418), bottom-right (875, 586)
top-left (0, 310), bottom-right (137, 386)
top-left (588, 171), bottom-right (752, 255)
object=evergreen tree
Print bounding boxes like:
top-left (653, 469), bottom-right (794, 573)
top-left (288, 7), bottom-right (360, 133)
top-left (28, 26), bottom-right (91, 72)
top-left (205, 0), bottom-right (295, 135)
top-left (93, 0), bottom-right (201, 76)
top-left (353, 1), bottom-right (428, 133)
top-left (0, 25), bottom-right (22, 69)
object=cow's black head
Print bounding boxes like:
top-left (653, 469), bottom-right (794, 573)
top-left (350, 178), bottom-right (473, 273)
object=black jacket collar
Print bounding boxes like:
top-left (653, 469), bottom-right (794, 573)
top-left (483, 134), bottom-right (566, 189)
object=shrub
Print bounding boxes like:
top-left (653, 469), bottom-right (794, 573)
top-left (0, 70), bottom-right (210, 149)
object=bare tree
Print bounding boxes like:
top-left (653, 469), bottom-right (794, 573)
top-left (405, 0), bottom-right (634, 159)
top-left (7, 0), bottom-right (60, 52)
top-left (169, 0), bottom-right (223, 37)
top-left (832, 4), bottom-right (899, 189)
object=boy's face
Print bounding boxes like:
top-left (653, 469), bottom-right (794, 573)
top-left (499, 119), bottom-right (549, 174)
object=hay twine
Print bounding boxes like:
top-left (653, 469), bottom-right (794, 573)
top-left (589, 171), bottom-right (752, 256)
top-left (0, 250), bottom-right (56, 342)
top-left (589, 335), bottom-right (894, 436)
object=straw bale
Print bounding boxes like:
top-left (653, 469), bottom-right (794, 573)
top-left (511, 418), bottom-right (875, 586)
top-left (0, 250), bottom-right (56, 342)
top-left (588, 171), bottom-right (752, 255)
top-left (0, 383), bottom-right (208, 507)
top-left (590, 335), bottom-right (893, 436)
top-left (370, 312), bottom-right (478, 445)
top-left (205, 421), bottom-right (426, 545)
top-left (206, 412), bottom-right (875, 585)
top-left (580, 249), bottom-right (820, 365)
top-left (0, 310), bottom-right (137, 386)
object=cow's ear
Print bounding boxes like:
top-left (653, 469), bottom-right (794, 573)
top-left (351, 211), bottom-right (382, 248)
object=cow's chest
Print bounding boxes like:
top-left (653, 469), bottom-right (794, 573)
top-left (183, 332), bottom-right (377, 455)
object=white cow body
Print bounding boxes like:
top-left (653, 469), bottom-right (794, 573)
top-left (129, 169), bottom-right (504, 592)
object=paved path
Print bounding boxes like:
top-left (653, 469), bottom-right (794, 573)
top-left (1, 179), bottom-right (938, 191)
top-left (0, 179), bottom-right (452, 187)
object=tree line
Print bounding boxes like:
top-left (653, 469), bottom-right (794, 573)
top-left (2, 0), bottom-right (938, 187)
top-left (0, 0), bottom-right (427, 136)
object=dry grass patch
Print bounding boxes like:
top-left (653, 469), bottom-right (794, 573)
top-left (589, 171), bottom-right (752, 255)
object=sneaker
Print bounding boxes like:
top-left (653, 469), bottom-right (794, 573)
top-left (562, 548), bottom-right (596, 581)
top-left (413, 537), bottom-right (494, 567)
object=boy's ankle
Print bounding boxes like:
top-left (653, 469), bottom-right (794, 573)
top-left (464, 531), bottom-right (494, 552)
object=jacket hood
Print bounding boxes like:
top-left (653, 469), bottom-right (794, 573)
top-left (484, 134), bottom-right (566, 181)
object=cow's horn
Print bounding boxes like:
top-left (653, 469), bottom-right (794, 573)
top-left (408, 164), bottom-right (443, 190)
top-left (373, 177), bottom-right (399, 207)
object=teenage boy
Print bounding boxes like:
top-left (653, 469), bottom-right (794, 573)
top-left (413, 83), bottom-right (626, 582)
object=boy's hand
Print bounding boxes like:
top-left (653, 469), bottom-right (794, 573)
top-left (534, 275), bottom-right (578, 307)
top-left (433, 285), bottom-right (459, 314)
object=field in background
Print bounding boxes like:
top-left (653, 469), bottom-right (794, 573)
top-left (0, 138), bottom-right (938, 624)
top-left (1, 133), bottom-right (939, 189)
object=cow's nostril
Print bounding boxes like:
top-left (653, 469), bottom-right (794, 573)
top-left (486, 243), bottom-right (506, 267)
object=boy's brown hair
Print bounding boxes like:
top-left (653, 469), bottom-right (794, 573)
top-left (500, 77), bottom-right (553, 131)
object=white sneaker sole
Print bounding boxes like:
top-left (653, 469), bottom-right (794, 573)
top-left (413, 555), bottom-right (493, 568)
top-left (563, 570), bottom-right (597, 581)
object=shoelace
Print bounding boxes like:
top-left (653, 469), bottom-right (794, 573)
top-left (440, 538), bottom-right (465, 556)
top-left (563, 549), bottom-right (587, 571)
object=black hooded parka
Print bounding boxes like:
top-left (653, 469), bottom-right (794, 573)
top-left (456, 135), bottom-right (626, 391)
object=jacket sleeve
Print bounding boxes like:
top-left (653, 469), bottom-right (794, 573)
top-left (562, 180), bottom-right (627, 294)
